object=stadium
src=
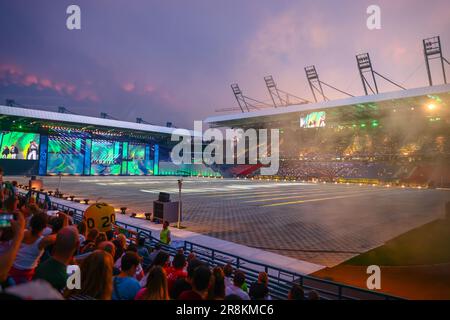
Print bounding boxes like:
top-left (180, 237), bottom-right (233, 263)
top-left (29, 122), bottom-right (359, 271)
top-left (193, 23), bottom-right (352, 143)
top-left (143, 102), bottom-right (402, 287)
top-left (0, 2), bottom-right (450, 308)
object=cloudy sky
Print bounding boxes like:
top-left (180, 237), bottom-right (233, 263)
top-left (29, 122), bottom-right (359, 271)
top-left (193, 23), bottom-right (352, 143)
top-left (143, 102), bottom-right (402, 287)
top-left (0, 0), bottom-right (449, 128)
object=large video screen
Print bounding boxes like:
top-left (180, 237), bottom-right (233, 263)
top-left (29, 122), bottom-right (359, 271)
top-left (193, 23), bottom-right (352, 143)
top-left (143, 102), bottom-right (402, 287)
top-left (0, 131), bottom-right (40, 160)
top-left (300, 111), bottom-right (326, 128)
top-left (47, 137), bottom-right (84, 175)
top-left (127, 144), bottom-right (153, 175)
top-left (90, 140), bottom-right (121, 175)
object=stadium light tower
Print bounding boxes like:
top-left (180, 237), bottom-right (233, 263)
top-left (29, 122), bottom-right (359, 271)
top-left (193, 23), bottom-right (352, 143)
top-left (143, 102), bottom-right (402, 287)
top-left (264, 75), bottom-right (283, 107)
top-left (264, 75), bottom-right (310, 107)
top-left (356, 53), bottom-right (379, 95)
top-left (305, 65), bottom-right (353, 102)
top-left (231, 83), bottom-right (250, 112)
top-left (423, 36), bottom-right (449, 86)
top-left (305, 66), bottom-right (327, 102)
top-left (221, 83), bottom-right (273, 113)
top-left (356, 53), bottom-right (406, 95)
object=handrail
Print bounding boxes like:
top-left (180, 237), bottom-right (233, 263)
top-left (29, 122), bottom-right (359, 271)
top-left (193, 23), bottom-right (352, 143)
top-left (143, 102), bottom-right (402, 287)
top-left (20, 188), bottom-right (404, 300)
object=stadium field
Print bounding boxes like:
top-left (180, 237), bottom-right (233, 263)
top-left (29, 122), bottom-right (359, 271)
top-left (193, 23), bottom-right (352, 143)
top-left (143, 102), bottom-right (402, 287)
top-left (14, 176), bottom-right (449, 267)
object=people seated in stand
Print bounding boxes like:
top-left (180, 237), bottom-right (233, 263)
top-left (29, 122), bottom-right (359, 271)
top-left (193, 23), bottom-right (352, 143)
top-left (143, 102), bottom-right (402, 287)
top-left (112, 251), bottom-right (141, 300)
top-left (249, 272), bottom-right (271, 300)
top-left (170, 258), bottom-right (203, 299)
top-left (80, 228), bottom-right (99, 253)
top-left (34, 226), bottom-right (79, 291)
top-left (135, 266), bottom-right (169, 300)
top-left (288, 284), bottom-right (305, 300)
top-left (225, 270), bottom-right (250, 300)
top-left (166, 252), bottom-right (187, 291)
top-left (209, 266), bottom-right (225, 300)
top-left (223, 263), bottom-right (233, 289)
top-left (64, 250), bottom-right (114, 300)
top-left (178, 265), bottom-right (211, 300)
top-left (0, 211), bottom-right (25, 286)
top-left (137, 237), bottom-right (151, 268)
top-left (9, 213), bottom-right (56, 284)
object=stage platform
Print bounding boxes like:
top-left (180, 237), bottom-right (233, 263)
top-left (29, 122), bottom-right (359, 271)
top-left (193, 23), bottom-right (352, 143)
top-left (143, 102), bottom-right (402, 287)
top-left (12, 175), bottom-right (450, 267)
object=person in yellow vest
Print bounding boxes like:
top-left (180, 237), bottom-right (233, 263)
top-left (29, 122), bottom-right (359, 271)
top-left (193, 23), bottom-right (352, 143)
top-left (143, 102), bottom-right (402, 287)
top-left (159, 221), bottom-right (171, 245)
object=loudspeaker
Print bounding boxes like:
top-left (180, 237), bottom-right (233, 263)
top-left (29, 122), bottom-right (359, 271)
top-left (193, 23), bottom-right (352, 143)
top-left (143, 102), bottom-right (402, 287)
top-left (158, 192), bottom-right (170, 202)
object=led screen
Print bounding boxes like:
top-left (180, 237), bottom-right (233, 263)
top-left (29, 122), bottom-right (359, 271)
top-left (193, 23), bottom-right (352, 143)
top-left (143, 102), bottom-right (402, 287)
top-left (300, 111), bottom-right (326, 128)
top-left (47, 137), bottom-right (84, 175)
top-left (127, 144), bottom-right (153, 175)
top-left (0, 131), bottom-right (40, 160)
top-left (90, 140), bottom-right (121, 175)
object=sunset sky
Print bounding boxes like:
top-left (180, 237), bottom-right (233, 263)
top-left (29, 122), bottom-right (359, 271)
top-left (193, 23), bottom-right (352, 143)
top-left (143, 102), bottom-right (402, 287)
top-left (1, 0), bottom-right (449, 128)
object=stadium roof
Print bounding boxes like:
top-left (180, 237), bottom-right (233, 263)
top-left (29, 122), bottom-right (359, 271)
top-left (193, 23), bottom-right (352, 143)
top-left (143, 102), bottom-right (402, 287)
top-left (0, 105), bottom-right (195, 137)
top-left (205, 84), bottom-right (450, 128)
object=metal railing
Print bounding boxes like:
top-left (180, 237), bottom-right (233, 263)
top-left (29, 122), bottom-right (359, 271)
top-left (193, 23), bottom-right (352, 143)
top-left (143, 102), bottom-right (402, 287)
top-left (20, 189), bottom-right (403, 300)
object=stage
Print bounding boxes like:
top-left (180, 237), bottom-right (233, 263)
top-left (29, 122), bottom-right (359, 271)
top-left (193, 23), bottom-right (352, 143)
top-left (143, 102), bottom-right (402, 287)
top-left (12, 175), bottom-right (450, 267)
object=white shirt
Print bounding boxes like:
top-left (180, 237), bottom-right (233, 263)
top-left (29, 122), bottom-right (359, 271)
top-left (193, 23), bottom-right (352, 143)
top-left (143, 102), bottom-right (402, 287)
top-left (225, 285), bottom-right (250, 300)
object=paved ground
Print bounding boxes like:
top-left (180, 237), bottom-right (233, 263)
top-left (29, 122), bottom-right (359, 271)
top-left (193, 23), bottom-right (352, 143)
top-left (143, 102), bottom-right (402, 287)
top-left (13, 176), bottom-right (450, 267)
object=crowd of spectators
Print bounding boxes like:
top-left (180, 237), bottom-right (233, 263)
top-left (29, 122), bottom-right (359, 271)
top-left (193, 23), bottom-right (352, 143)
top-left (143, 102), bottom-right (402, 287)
top-left (0, 167), bottom-right (319, 300)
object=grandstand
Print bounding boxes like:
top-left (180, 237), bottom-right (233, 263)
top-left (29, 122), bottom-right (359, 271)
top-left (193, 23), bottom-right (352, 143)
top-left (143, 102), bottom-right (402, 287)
top-left (206, 84), bottom-right (450, 186)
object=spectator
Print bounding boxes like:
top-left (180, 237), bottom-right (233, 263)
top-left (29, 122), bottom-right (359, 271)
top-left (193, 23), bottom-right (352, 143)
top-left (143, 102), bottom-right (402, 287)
top-left (112, 252), bottom-right (141, 300)
top-left (97, 241), bottom-right (119, 275)
top-left (77, 221), bottom-right (87, 244)
top-left (225, 270), bottom-right (250, 300)
top-left (137, 237), bottom-right (151, 268)
top-left (147, 243), bottom-right (162, 266)
top-left (308, 290), bottom-right (320, 300)
top-left (9, 213), bottom-right (56, 284)
top-left (0, 211), bottom-right (25, 284)
top-left (135, 266), bottom-right (169, 300)
top-left (160, 220), bottom-right (171, 245)
top-left (34, 226), bottom-right (79, 291)
top-left (166, 252), bottom-right (187, 290)
top-left (140, 251), bottom-right (170, 286)
top-left (223, 263), bottom-right (233, 289)
top-left (187, 252), bottom-right (196, 263)
top-left (170, 258), bottom-right (202, 299)
top-left (249, 272), bottom-right (271, 300)
top-left (112, 238), bottom-right (125, 263)
top-left (288, 284), bottom-right (304, 300)
top-left (65, 250), bottom-right (114, 300)
top-left (178, 265), bottom-right (211, 300)
top-left (95, 232), bottom-right (107, 247)
top-left (209, 266), bottom-right (225, 300)
top-left (80, 228), bottom-right (99, 253)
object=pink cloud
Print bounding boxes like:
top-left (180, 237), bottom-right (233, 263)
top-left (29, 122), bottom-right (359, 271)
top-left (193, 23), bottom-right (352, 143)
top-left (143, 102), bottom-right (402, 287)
top-left (122, 82), bottom-right (135, 92)
top-left (144, 84), bottom-right (156, 94)
top-left (24, 74), bottom-right (38, 86)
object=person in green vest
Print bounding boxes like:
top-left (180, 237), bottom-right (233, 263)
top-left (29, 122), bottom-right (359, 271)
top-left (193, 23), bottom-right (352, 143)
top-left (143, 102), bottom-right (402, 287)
top-left (160, 220), bottom-right (171, 245)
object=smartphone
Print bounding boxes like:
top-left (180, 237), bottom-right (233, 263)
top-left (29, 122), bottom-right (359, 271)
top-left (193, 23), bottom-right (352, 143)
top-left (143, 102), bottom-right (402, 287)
top-left (0, 213), bottom-right (14, 228)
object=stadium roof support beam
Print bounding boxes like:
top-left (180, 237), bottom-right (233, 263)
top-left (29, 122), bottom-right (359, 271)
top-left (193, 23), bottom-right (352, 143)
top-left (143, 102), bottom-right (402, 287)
top-left (356, 53), bottom-right (406, 95)
top-left (100, 112), bottom-right (119, 120)
top-left (231, 83), bottom-right (250, 112)
top-left (423, 36), bottom-right (449, 86)
top-left (264, 75), bottom-right (283, 108)
top-left (224, 83), bottom-right (273, 113)
top-left (305, 65), bottom-right (354, 102)
top-left (305, 65), bottom-right (327, 102)
top-left (264, 75), bottom-right (310, 107)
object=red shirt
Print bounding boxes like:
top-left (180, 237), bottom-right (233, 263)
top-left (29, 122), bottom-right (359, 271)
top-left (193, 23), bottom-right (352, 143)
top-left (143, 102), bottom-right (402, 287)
top-left (178, 290), bottom-right (203, 300)
top-left (166, 267), bottom-right (187, 291)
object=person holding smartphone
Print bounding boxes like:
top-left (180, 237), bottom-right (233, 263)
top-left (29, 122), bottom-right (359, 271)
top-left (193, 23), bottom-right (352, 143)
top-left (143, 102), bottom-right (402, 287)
top-left (0, 200), bottom-right (26, 286)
